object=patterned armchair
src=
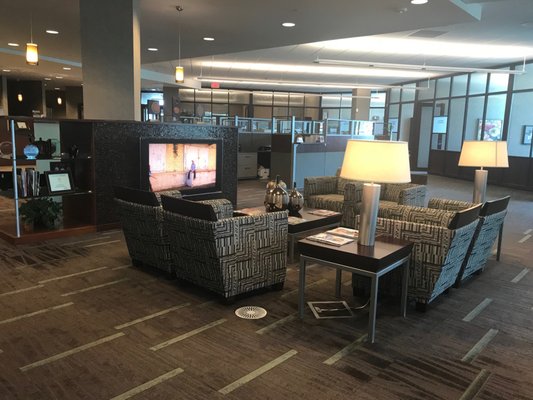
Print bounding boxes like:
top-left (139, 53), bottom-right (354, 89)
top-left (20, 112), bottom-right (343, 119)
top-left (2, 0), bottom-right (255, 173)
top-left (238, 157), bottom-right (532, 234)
top-left (161, 196), bottom-right (288, 300)
top-left (457, 196), bottom-right (510, 285)
top-left (114, 186), bottom-right (181, 274)
top-left (304, 175), bottom-right (426, 228)
top-left (353, 203), bottom-right (481, 310)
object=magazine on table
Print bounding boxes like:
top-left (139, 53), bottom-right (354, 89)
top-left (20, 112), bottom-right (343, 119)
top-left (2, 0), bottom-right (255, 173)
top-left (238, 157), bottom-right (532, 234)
top-left (305, 232), bottom-right (354, 246)
top-left (308, 209), bottom-right (340, 217)
top-left (288, 216), bottom-right (307, 225)
top-left (326, 227), bottom-right (359, 239)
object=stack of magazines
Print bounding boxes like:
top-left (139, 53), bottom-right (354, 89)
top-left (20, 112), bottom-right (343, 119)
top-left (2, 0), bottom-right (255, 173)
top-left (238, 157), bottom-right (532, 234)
top-left (306, 227), bottom-right (359, 246)
top-left (16, 168), bottom-right (40, 198)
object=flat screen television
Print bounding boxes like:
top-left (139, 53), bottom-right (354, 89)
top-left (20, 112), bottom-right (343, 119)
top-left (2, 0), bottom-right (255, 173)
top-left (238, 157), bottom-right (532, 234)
top-left (433, 116), bottom-right (448, 134)
top-left (139, 138), bottom-right (223, 196)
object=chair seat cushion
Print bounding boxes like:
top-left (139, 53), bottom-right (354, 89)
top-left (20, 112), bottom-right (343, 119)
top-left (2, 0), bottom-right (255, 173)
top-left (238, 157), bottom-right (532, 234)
top-left (308, 194), bottom-right (344, 213)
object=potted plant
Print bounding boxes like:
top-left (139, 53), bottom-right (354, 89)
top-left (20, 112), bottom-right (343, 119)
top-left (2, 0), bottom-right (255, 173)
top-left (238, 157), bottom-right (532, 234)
top-left (19, 198), bottom-right (62, 231)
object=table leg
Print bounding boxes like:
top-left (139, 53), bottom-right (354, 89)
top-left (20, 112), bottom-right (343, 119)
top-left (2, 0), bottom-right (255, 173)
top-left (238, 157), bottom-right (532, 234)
top-left (289, 235), bottom-right (295, 263)
top-left (496, 223), bottom-right (503, 261)
top-left (368, 275), bottom-right (378, 344)
top-left (401, 259), bottom-right (409, 318)
top-left (298, 258), bottom-right (307, 318)
top-left (335, 269), bottom-right (342, 298)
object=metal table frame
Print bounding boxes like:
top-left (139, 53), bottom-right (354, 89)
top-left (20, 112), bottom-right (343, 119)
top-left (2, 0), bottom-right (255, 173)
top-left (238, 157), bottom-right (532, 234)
top-left (298, 254), bottom-right (410, 344)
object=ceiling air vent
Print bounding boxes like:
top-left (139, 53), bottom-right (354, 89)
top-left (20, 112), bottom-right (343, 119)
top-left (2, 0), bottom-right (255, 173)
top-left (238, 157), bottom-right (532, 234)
top-left (408, 30), bottom-right (448, 38)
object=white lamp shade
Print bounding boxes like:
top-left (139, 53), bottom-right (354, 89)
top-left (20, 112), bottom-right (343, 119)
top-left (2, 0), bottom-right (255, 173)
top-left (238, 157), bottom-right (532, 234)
top-left (26, 42), bottom-right (38, 65)
top-left (175, 66), bottom-right (184, 83)
top-left (340, 140), bottom-right (411, 183)
top-left (458, 141), bottom-right (509, 168)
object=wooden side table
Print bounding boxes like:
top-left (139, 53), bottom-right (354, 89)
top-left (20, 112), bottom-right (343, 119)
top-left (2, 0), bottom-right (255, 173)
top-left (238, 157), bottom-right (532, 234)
top-left (298, 235), bottom-right (413, 343)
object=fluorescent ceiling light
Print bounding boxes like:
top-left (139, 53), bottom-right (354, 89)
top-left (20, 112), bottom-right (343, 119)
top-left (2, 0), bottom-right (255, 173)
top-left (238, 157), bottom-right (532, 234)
top-left (196, 76), bottom-right (420, 90)
top-left (308, 36), bottom-right (533, 59)
top-left (2, 69), bottom-right (10, 72)
top-left (46, 30), bottom-right (59, 34)
top-left (44, 77), bottom-right (51, 80)
top-left (201, 60), bottom-right (432, 79)
top-left (55, 76), bottom-right (63, 79)
top-left (282, 22), bottom-right (295, 27)
top-left (315, 58), bottom-right (526, 75)
top-left (62, 67), bottom-right (71, 70)
top-left (8, 42), bottom-right (19, 47)
top-left (203, 37), bottom-right (215, 41)
top-left (147, 47), bottom-right (158, 51)
top-left (411, 0), bottom-right (428, 4)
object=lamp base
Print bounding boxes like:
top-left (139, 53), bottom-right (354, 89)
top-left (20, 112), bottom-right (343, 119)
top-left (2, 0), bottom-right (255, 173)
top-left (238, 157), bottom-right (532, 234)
top-left (473, 169), bottom-right (488, 204)
top-left (358, 183), bottom-right (381, 247)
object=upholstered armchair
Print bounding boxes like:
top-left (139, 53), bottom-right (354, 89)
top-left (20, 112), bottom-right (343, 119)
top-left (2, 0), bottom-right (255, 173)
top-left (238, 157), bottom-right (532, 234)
top-left (114, 186), bottom-right (181, 274)
top-left (353, 203), bottom-right (481, 310)
top-left (161, 196), bottom-right (288, 300)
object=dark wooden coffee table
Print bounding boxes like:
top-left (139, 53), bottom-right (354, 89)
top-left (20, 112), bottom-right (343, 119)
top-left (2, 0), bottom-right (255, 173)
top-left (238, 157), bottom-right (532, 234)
top-left (287, 208), bottom-right (342, 263)
top-left (298, 235), bottom-right (413, 343)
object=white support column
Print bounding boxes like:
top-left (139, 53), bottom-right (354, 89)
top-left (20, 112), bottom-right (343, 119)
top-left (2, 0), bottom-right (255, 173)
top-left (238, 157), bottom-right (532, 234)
top-left (80, 0), bottom-right (141, 121)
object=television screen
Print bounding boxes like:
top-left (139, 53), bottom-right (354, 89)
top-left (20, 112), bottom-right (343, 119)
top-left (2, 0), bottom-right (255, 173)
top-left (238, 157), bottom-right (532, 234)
top-left (433, 116), bottom-right (448, 134)
top-left (140, 138), bottom-right (222, 195)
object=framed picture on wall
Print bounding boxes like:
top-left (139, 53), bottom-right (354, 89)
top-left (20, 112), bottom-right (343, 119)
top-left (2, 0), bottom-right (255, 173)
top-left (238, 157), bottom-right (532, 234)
top-left (523, 125), bottom-right (533, 145)
top-left (477, 119), bottom-right (502, 141)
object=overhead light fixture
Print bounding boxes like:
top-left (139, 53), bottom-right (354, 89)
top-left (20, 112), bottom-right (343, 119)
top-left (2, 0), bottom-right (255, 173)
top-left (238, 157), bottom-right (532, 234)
top-left (282, 22), bottom-right (295, 27)
top-left (201, 60), bottom-right (431, 79)
top-left (411, 0), bottom-right (428, 4)
top-left (62, 67), bottom-right (71, 70)
top-left (55, 76), bottom-right (63, 79)
top-left (203, 37), bottom-right (215, 41)
top-left (308, 36), bottom-right (533, 60)
top-left (57, 96), bottom-right (62, 105)
top-left (26, 15), bottom-right (38, 65)
top-left (44, 77), bottom-right (51, 80)
top-left (54, 87), bottom-right (60, 90)
top-left (147, 47), bottom-right (158, 51)
top-left (8, 42), bottom-right (19, 47)
top-left (195, 76), bottom-right (416, 90)
top-left (45, 29), bottom-right (59, 34)
top-left (175, 6), bottom-right (184, 83)
top-left (2, 69), bottom-right (10, 72)
top-left (315, 58), bottom-right (526, 75)
top-left (17, 93), bottom-right (23, 102)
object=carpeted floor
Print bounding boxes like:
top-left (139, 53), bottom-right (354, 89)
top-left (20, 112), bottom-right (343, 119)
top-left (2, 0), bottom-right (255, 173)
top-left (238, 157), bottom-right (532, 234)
top-left (0, 174), bottom-right (531, 399)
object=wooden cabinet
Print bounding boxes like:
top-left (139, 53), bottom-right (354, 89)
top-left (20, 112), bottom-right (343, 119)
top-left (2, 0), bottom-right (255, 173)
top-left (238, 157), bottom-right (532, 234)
top-left (237, 152), bottom-right (257, 179)
top-left (0, 117), bottom-right (96, 244)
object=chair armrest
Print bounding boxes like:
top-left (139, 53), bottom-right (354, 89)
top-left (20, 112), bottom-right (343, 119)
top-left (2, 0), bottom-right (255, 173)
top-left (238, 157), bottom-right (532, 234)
top-left (199, 199), bottom-right (234, 219)
top-left (428, 198), bottom-right (476, 211)
top-left (304, 176), bottom-right (338, 201)
top-left (398, 185), bottom-right (426, 206)
top-left (343, 182), bottom-right (364, 203)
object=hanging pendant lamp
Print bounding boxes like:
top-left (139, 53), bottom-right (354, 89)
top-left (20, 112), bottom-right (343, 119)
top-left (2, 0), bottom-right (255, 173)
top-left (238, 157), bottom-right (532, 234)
top-left (175, 6), bottom-right (184, 83)
top-left (26, 14), bottom-right (38, 65)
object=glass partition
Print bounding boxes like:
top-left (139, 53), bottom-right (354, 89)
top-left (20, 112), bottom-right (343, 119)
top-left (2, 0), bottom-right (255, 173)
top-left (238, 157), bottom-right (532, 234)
top-left (508, 91), bottom-right (533, 157)
top-left (464, 96), bottom-right (485, 140)
top-left (447, 98), bottom-right (466, 151)
top-left (451, 74), bottom-right (468, 97)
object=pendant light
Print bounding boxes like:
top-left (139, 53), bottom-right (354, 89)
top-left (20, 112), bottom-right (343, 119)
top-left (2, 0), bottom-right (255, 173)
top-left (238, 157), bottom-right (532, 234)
top-left (175, 6), bottom-right (184, 83)
top-left (17, 93), bottom-right (23, 102)
top-left (26, 13), bottom-right (38, 65)
top-left (57, 96), bottom-right (62, 105)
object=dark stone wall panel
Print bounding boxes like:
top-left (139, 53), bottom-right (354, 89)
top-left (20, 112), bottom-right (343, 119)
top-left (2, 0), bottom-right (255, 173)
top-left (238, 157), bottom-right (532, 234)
top-left (93, 121), bottom-right (237, 226)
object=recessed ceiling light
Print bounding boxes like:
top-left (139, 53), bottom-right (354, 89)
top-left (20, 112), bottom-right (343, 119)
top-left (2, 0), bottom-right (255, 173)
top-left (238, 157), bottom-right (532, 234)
top-left (410, 0), bottom-right (428, 4)
top-left (55, 76), bottom-right (63, 79)
top-left (44, 77), bottom-right (52, 80)
top-left (62, 67), bottom-right (71, 70)
top-left (282, 22), bottom-right (295, 27)
top-left (8, 43), bottom-right (19, 47)
top-left (151, 88), bottom-right (156, 91)
top-left (54, 87), bottom-right (61, 90)
top-left (2, 69), bottom-right (11, 72)
top-left (147, 47), bottom-right (158, 51)
top-left (46, 30), bottom-right (59, 34)
top-left (203, 37), bottom-right (215, 41)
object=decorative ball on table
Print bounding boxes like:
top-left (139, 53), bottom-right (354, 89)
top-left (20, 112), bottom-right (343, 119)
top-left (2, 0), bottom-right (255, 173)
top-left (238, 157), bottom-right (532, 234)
top-left (287, 182), bottom-right (304, 215)
top-left (264, 175), bottom-right (289, 212)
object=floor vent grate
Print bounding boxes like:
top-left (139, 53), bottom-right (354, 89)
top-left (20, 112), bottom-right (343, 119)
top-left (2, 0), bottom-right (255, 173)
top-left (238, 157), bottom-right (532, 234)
top-left (235, 306), bottom-right (267, 319)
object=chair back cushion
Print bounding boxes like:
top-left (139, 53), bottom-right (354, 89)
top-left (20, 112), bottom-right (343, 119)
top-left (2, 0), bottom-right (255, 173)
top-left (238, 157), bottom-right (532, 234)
top-left (114, 186), bottom-right (159, 207)
top-left (448, 204), bottom-right (482, 229)
top-left (161, 196), bottom-right (217, 221)
top-left (480, 196), bottom-right (510, 217)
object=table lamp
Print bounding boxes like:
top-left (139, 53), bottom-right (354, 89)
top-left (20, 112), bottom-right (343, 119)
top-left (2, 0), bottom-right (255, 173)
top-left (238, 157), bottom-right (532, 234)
top-left (340, 140), bottom-right (411, 246)
top-left (458, 141), bottom-right (508, 204)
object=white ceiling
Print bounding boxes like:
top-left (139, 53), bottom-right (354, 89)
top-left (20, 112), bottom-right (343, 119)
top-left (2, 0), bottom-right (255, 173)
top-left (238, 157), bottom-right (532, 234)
top-left (1, 0), bottom-right (533, 92)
